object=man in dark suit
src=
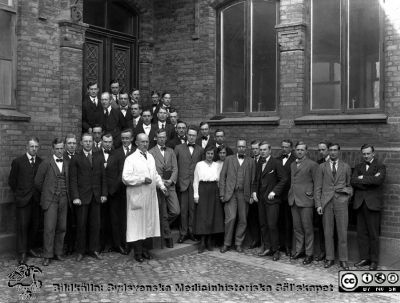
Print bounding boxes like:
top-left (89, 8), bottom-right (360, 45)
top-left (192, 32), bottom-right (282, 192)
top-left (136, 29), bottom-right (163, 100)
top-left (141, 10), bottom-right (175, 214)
top-left (167, 120), bottom-right (187, 149)
top-left (69, 133), bottom-right (107, 262)
top-left (129, 102), bottom-right (142, 130)
top-left (110, 79), bottom-right (120, 109)
top-left (134, 109), bottom-right (158, 149)
top-left (35, 138), bottom-right (70, 266)
top-left (149, 129), bottom-right (180, 248)
top-left (351, 144), bottom-right (386, 270)
top-left (174, 126), bottom-right (203, 243)
top-left (196, 122), bottom-right (215, 150)
top-left (276, 139), bottom-right (296, 256)
top-left (315, 143), bottom-right (353, 270)
top-left (213, 129), bottom-right (234, 160)
top-left (82, 81), bottom-right (103, 133)
top-left (8, 137), bottom-right (43, 264)
top-left (100, 92), bottom-right (127, 148)
top-left (169, 108), bottom-right (179, 130)
top-left (118, 91), bottom-right (133, 126)
top-left (155, 107), bottom-right (175, 142)
top-left (252, 142), bottom-right (287, 261)
top-left (92, 125), bottom-right (103, 152)
top-left (288, 141), bottom-right (318, 265)
top-left (150, 90), bottom-right (161, 116)
top-left (153, 92), bottom-right (173, 124)
top-left (219, 139), bottom-right (255, 253)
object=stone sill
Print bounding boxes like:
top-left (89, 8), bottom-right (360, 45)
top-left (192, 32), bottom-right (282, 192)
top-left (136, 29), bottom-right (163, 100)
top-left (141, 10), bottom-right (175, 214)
top-left (207, 116), bottom-right (280, 126)
top-left (0, 109), bottom-right (31, 121)
top-left (294, 114), bottom-right (388, 125)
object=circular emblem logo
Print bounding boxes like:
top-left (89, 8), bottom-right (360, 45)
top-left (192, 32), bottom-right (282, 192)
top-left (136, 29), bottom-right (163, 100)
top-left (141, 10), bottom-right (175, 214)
top-left (362, 273), bottom-right (373, 284)
top-left (374, 273), bottom-right (386, 284)
top-left (341, 273), bottom-right (358, 290)
top-left (387, 273), bottom-right (399, 284)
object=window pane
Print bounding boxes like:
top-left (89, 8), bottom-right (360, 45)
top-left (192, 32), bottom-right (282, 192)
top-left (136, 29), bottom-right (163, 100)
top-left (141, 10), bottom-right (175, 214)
top-left (83, 0), bottom-right (106, 28)
top-left (348, 0), bottom-right (380, 109)
top-left (108, 1), bottom-right (135, 35)
top-left (221, 2), bottom-right (245, 113)
top-left (0, 10), bottom-right (12, 59)
top-left (311, 0), bottom-right (341, 110)
top-left (251, 0), bottom-right (276, 112)
top-left (0, 59), bottom-right (12, 106)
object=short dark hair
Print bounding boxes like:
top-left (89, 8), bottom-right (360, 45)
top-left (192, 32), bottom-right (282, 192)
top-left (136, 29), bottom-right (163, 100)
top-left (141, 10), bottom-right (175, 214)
top-left (52, 138), bottom-right (63, 147)
top-left (64, 133), bottom-right (77, 143)
top-left (318, 140), bottom-right (332, 148)
top-left (161, 91), bottom-right (170, 98)
top-left (102, 133), bottom-right (113, 140)
top-left (361, 144), bottom-right (374, 152)
top-left (27, 136), bottom-right (40, 144)
top-left (259, 141), bottom-right (271, 149)
top-left (295, 141), bottom-right (307, 149)
top-left (86, 81), bottom-right (98, 89)
top-left (187, 125), bottom-right (198, 134)
top-left (110, 79), bottom-right (119, 86)
top-left (151, 90), bottom-right (160, 97)
top-left (119, 90), bottom-right (128, 96)
top-left (250, 140), bottom-right (261, 146)
top-left (92, 124), bottom-right (103, 131)
top-left (214, 129), bottom-right (224, 136)
top-left (169, 107), bottom-right (177, 114)
top-left (199, 121), bottom-right (209, 128)
top-left (131, 103), bottom-right (142, 110)
top-left (282, 139), bottom-right (293, 147)
top-left (204, 145), bottom-right (215, 153)
top-left (329, 143), bottom-right (340, 150)
top-left (176, 120), bottom-right (187, 127)
top-left (141, 109), bottom-right (152, 116)
top-left (81, 133), bottom-right (93, 140)
top-left (130, 88), bottom-right (139, 94)
top-left (156, 128), bottom-right (167, 136)
top-left (216, 144), bottom-right (227, 154)
top-left (121, 128), bottom-right (134, 137)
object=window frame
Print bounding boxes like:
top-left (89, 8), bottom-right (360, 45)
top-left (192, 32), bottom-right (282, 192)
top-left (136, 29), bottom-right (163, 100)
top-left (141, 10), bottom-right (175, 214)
top-left (216, 0), bottom-right (279, 117)
top-left (0, 0), bottom-right (17, 109)
top-left (309, 0), bottom-right (385, 115)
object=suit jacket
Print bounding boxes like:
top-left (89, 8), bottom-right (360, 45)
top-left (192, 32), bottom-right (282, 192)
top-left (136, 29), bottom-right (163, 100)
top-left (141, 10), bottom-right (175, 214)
top-left (119, 106), bottom-right (133, 127)
top-left (252, 157), bottom-right (288, 204)
top-left (8, 154), bottom-right (42, 208)
top-left (34, 155), bottom-right (70, 210)
top-left (149, 145), bottom-right (178, 184)
top-left (351, 159), bottom-right (386, 211)
top-left (69, 151), bottom-right (107, 205)
top-left (92, 142), bottom-right (103, 153)
top-left (276, 153), bottom-right (296, 200)
top-left (219, 155), bottom-right (255, 203)
top-left (314, 160), bottom-right (353, 210)
top-left (196, 135), bottom-right (216, 150)
top-left (174, 143), bottom-right (203, 192)
top-left (100, 107), bottom-right (127, 146)
top-left (134, 123), bottom-right (158, 149)
top-left (154, 122), bottom-right (176, 142)
top-left (82, 96), bottom-right (103, 133)
top-left (288, 157), bottom-right (318, 207)
top-left (152, 104), bottom-right (172, 124)
top-left (166, 135), bottom-right (186, 149)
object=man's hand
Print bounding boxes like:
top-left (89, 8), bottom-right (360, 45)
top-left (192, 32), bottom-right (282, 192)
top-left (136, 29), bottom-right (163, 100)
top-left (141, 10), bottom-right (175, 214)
top-left (268, 191), bottom-right (275, 200)
top-left (161, 187), bottom-right (168, 195)
top-left (73, 199), bottom-right (82, 206)
top-left (249, 197), bottom-right (254, 204)
top-left (220, 196), bottom-right (225, 202)
top-left (100, 196), bottom-right (107, 203)
top-left (194, 197), bottom-right (199, 204)
top-left (252, 192), bottom-right (258, 202)
top-left (358, 175), bottom-right (364, 180)
top-left (144, 177), bottom-right (152, 184)
top-left (164, 180), bottom-right (172, 187)
top-left (317, 206), bottom-right (323, 215)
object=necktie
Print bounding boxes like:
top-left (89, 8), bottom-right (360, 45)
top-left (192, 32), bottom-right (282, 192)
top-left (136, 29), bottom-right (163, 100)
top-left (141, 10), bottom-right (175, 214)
top-left (160, 146), bottom-right (166, 151)
top-left (141, 152), bottom-right (147, 159)
top-left (238, 154), bottom-right (244, 159)
top-left (56, 158), bottom-right (63, 163)
top-left (283, 154), bottom-right (288, 159)
top-left (125, 147), bottom-right (130, 155)
top-left (87, 152), bottom-right (92, 165)
top-left (187, 143), bottom-right (195, 148)
top-left (30, 157), bottom-right (35, 166)
top-left (104, 150), bottom-right (110, 154)
top-left (332, 160), bottom-right (337, 178)
top-left (161, 123), bottom-right (165, 129)
top-left (202, 136), bottom-right (208, 140)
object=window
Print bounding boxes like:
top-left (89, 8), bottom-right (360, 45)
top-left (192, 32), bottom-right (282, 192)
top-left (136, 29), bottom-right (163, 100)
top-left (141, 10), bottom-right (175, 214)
top-left (0, 1), bottom-right (15, 108)
top-left (218, 0), bottom-right (278, 114)
top-left (311, 0), bottom-right (383, 112)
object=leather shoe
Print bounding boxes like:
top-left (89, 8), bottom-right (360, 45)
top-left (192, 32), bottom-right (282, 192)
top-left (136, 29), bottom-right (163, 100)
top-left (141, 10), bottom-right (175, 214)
top-left (18, 253), bottom-right (27, 265)
top-left (220, 245), bottom-right (229, 253)
top-left (43, 258), bottom-right (50, 266)
top-left (165, 238), bottom-right (174, 248)
top-left (369, 262), bottom-right (378, 270)
top-left (76, 254), bottom-right (83, 262)
top-left (53, 255), bottom-right (65, 261)
top-left (249, 241), bottom-right (260, 249)
top-left (91, 251), bottom-right (102, 260)
top-left (273, 251), bottom-right (280, 261)
top-left (28, 249), bottom-right (41, 258)
top-left (285, 247), bottom-right (291, 257)
top-left (142, 251), bottom-right (153, 260)
top-left (177, 235), bottom-right (187, 243)
top-left (198, 244), bottom-right (205, 254)
top-left (134, 255), bottom-right (144, 263)
top-left (236, 245), bottom-right (244, 253)
top-left (117, 246), bottom-right (128, 255)
top-left (315, 252), bottom-right (326, 262)
top-left (188, 233), bottom-right (198, 242)
top-left (340, 261), bottom-right (349, 270)
top-left (291, 251), bottom-right (305, 260)
top-left (258, 249), bottom-right (273, 257)
top-left (303, 255), bottom-right (313, 265)
top-left (324, 260), bottom-right (334, 268)
top-left (354, 259), bottom-right (371, 267)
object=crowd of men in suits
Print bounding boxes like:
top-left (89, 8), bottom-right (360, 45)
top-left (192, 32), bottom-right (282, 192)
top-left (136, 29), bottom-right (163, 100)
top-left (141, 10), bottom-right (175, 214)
top-left (8, 79), bottom-right (386, 271)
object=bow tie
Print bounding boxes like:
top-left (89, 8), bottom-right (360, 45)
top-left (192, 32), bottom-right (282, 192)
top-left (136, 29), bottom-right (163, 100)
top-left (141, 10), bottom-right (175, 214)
top-left (56, 158), bottom-right (63, 163)
top-left (120, 106), bottom-right (128, 111)
top-left (259, 157), bottom-right (266, 163)
top-left (282, 154), bottom-right (289, 159)
top-left (365, 161), bottom-right (372, 165)
top-left (179, 136), bottom-right (186, 140)
top-left (104, 150), bottom-right (111, 154)
top-left (187, 143), bottom-right (195, 148)
top-left (144, 125), bottom-right (151, 128)
top-left (202, 136), bottom-right (208, 140)
top-left (238, 154), bottom-right (245, 159)
top-left (160, 146), bottom-right (166, 151)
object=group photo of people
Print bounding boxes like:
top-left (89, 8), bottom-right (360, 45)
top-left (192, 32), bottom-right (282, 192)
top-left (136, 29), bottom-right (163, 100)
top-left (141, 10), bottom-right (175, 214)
top-left (8, 79), bottom-right (386, 273)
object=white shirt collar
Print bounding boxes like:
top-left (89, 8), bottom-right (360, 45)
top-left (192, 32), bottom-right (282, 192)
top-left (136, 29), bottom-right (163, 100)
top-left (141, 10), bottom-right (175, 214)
top-left (53, 154), bottom-right (63, 161)
top-left (83, 150), bottom-right (92, 156)
top-left (143, 124), bottom-right (151, 129)
top-left (26, 153), bottom-right (35, 161)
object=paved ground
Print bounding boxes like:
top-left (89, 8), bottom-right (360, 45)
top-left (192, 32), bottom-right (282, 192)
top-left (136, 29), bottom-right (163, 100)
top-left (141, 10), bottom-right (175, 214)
top-left (1, 246), bottom-right (399, 302)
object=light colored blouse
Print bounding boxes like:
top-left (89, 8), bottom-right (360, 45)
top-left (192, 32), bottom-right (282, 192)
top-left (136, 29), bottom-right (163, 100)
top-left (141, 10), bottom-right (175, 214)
top-left (193, 161), bottom-right (220, 200)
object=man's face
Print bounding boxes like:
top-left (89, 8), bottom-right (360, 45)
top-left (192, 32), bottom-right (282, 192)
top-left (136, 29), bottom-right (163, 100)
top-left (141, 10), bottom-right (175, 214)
top-left (170, 112), bottom-right (178, 125)
top-left (26, 140), bottom-right (39, 157)
top-left (53, 142), bottom-right (64, 158)
top-left (87, 83), bottom-right (99, 98)
top-left (295, 144), bottom-right (307, 160)
top-left (157, 108), bottom-right (168, 123)
top-left (187, 129), bottom-right (197, 144)
top-left (152, 94), bottom-right (159, 105)
top-left (136, 134), bottom-right (149, 152)
top-left (119, 93), bottom-right (129, 107)
top-left (102, 136), bottom-right (113, 151)
top-left (157, 132), bottom-right (167, 147)
top-left (92, 127), bottom-right (102, 143)
top-left (329, 145), bottom-right (339, 161)
top-left (101, 94), bottom-right (111, 109)
top-left (200, 124), bottom-right (210, 137)
top-left (237, 140), bottom-right (246, 156)
top-left (110, 83), bottom-right (119, 95)
top-left (259, 144), bottom-right (271, 158)
top-left (131, 104), bottom-right (141, 118)
top-left (121, 132), bottom-right (133, 148)
top-left (176, 123), bottom-right (187, 137)
top-left (81, 135), bottom-right (93, 152)
top-left (215, 131), bottom-right (225, 145)
top-left (65, 138), bottom-right (77, 154)
top-left (142, 111), bottom-right (152, 125)
top-left (362, 147), bottom-right (375, 163)
top-left (281, 142), bottom-right (292, 155)
top-left (218, 149), bottom-right (227, 162)
top-left (251, 144), bottom-right (260, 157)
top-left (162, 94), bottom-right (171, 107)
top-left (318, 144), bottom-right (329, 158)
top-left (131, 90), bottom-right (140, 102)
